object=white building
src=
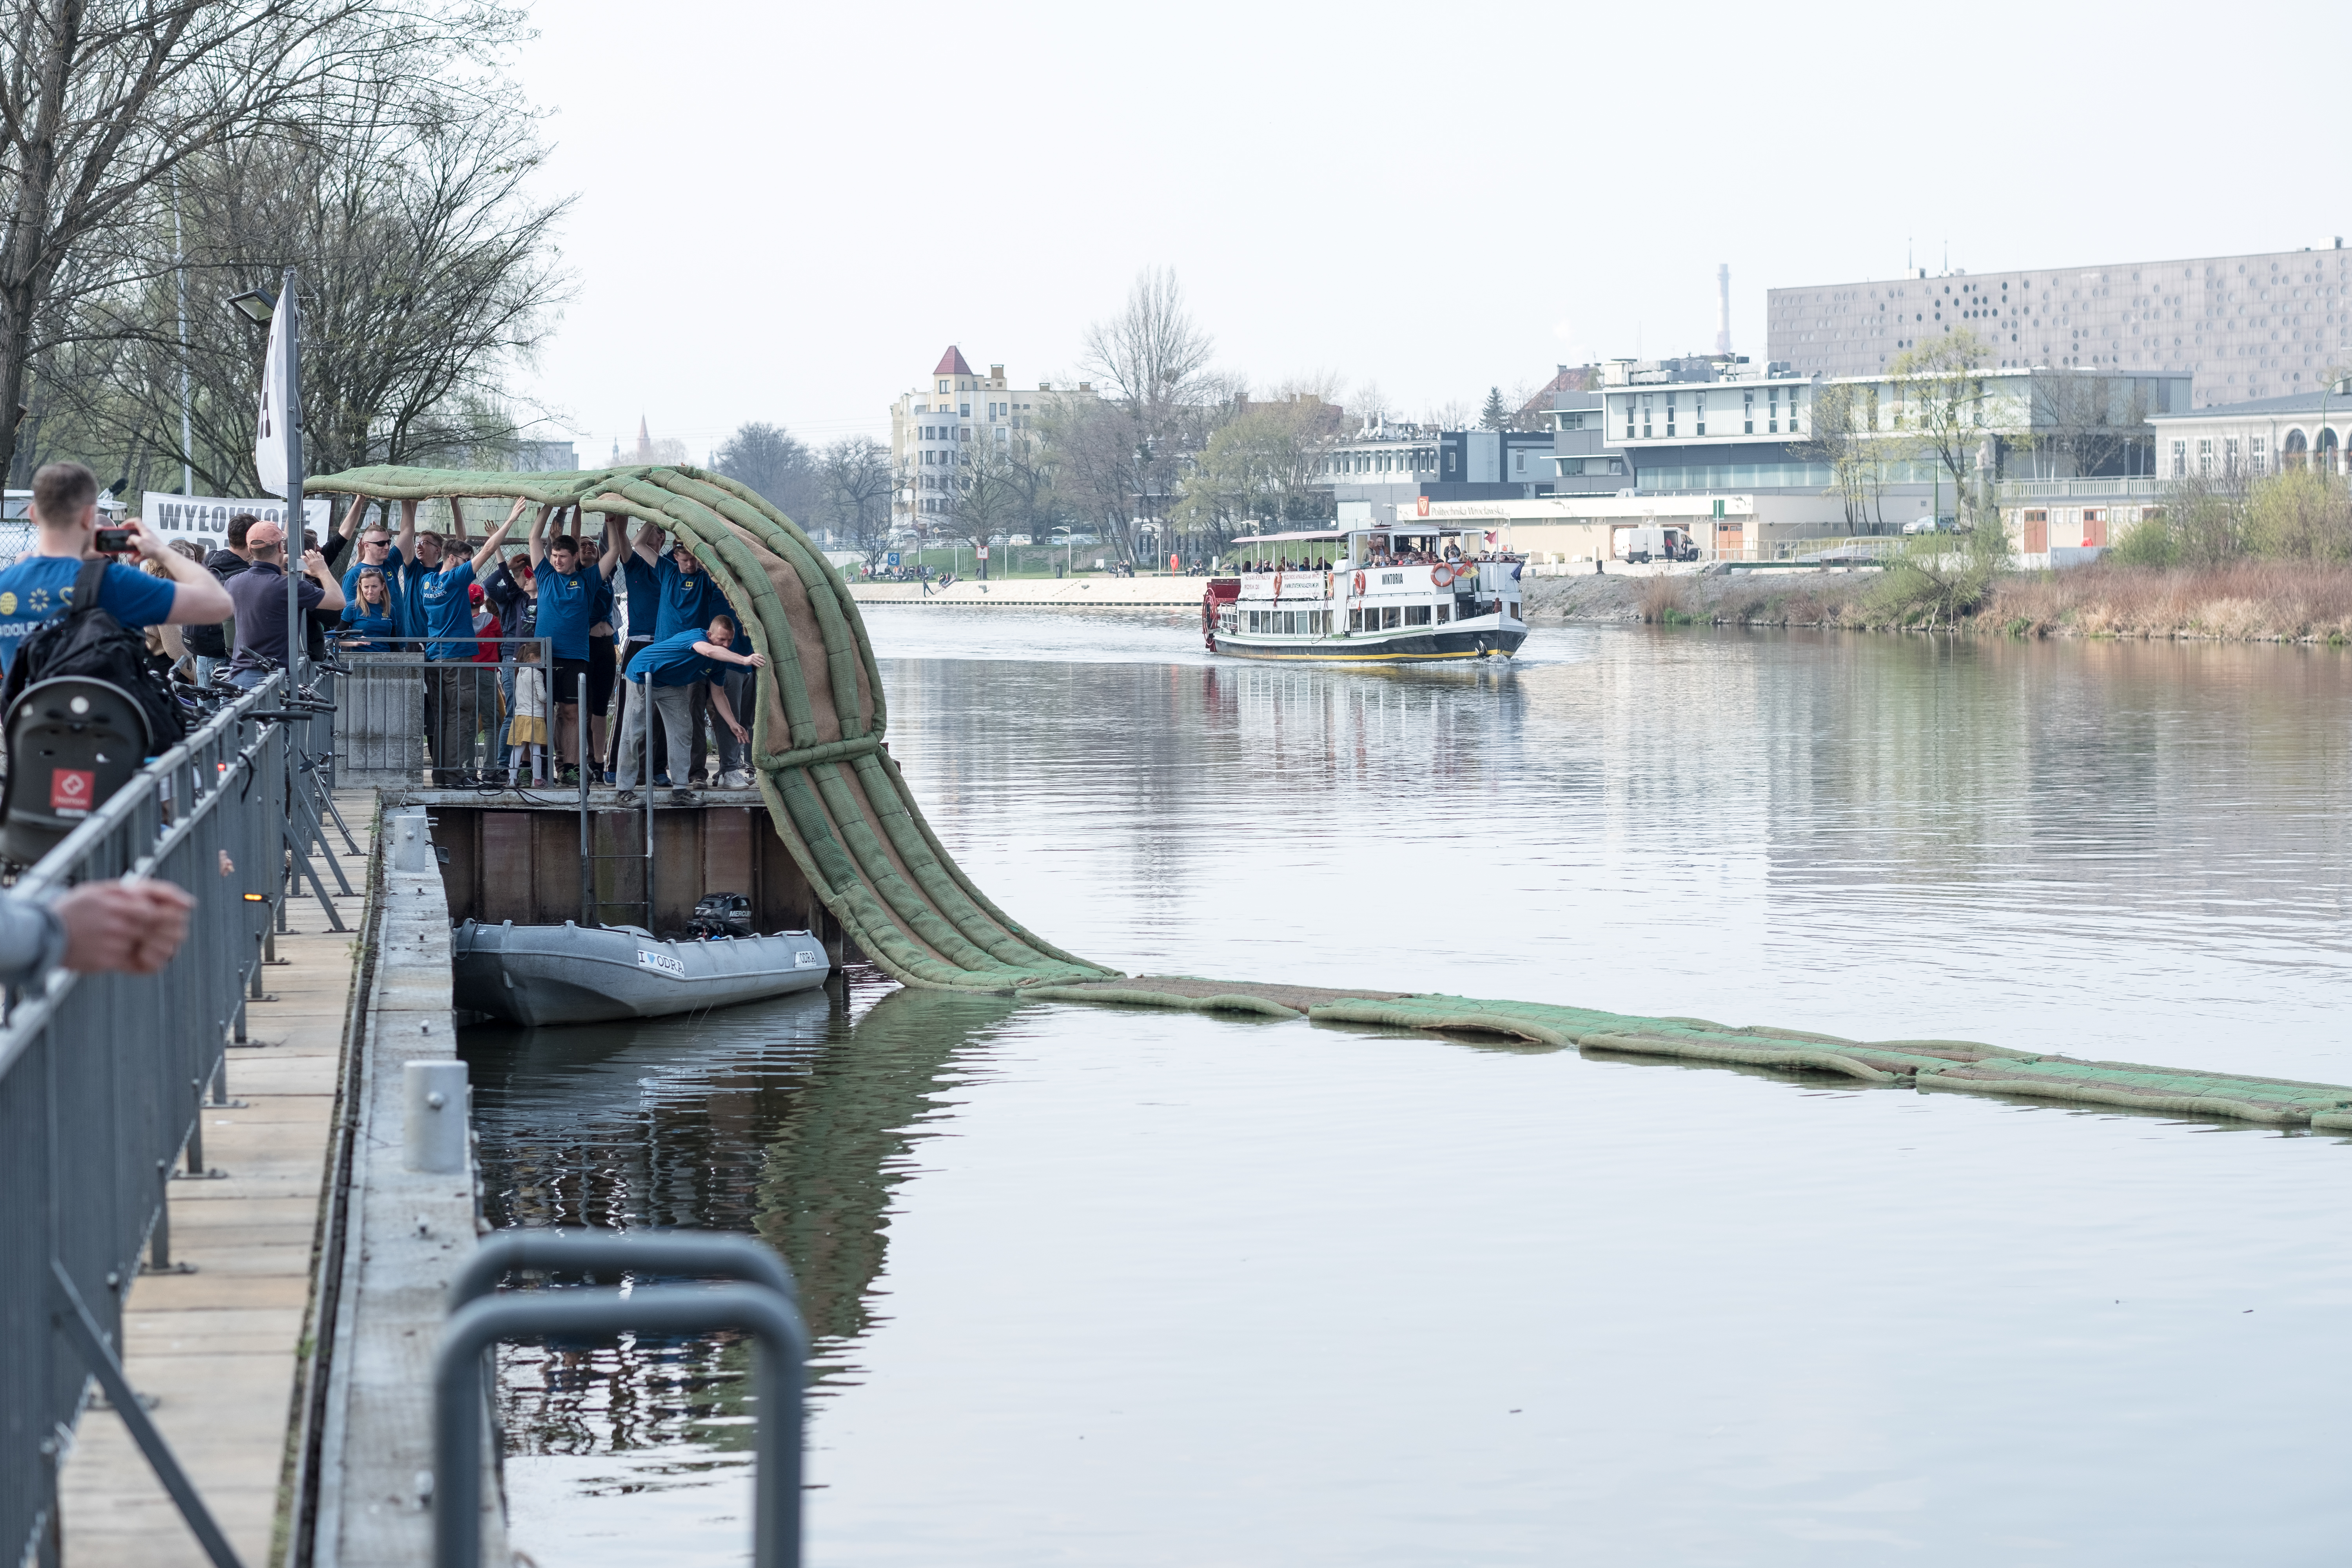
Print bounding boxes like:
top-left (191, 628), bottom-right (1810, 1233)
top-left (2146, 383), bottom-right (2352, 479)
top-left (1409, 492), bottom-right (1850, 564)
top-left (887, 347), bottom-right (1096, 524)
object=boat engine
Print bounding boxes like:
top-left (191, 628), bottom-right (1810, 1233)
top-left (688, 891), bottom-right (755, 941)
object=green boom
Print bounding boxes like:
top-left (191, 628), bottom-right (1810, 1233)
top-left (307, 463), bottom-right (1117, 991)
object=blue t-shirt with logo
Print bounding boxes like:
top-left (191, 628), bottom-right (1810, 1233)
top-left (623, 628), bottom-right (730, 688)
top-left (0, 557), bottom-right (179, 674)
top-left (619, 555), bottom-right (658, 641)
top-left (342, 546), bottom-right (406, 632)
top-left (534, 565), bottom-right (596, 660)
top-left (653, 553), bottom-right (724, 641)
top-left (413, 557), bottom-right (477, 660)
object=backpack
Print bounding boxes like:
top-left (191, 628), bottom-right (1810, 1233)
top-left (0, 560), bottom-right (189, 751)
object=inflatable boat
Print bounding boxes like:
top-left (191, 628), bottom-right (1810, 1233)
top-left (451, 919), bottom-right (830, 1026)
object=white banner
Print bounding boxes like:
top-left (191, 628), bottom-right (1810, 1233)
top-left (255, 300), bottom-right (292, 497)
top-left (141, 493), bottom-right (331, 554)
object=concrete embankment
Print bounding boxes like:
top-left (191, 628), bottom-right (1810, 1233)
top-left (852, 576), bottom-right (1207, 608)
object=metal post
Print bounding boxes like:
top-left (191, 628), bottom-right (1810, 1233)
top-left (281, 266), bottom-right (305, 694)
top-left (578, 689), bottom-right (592, 926)
top-left (185, 1084), bottom-right (204, 1176)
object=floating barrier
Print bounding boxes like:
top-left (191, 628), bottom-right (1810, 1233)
top-left (309, 467), bottom-right (2352, 1132)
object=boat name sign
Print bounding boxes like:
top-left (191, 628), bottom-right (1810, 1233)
top-left (637, 947), bottom-right (686, 978)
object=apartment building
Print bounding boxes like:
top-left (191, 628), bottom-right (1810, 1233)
top-left (888, 347), bottom-right (1095, 523)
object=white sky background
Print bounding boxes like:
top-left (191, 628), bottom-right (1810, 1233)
top-left (509, 0), bottom-right (2350, 457)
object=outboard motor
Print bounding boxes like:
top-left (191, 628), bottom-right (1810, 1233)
top-left (688, 891), bottom-right (755, 941)
top-left (0, 677), bottom-right (154, 865)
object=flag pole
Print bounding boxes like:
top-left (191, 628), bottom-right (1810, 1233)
top-left (280, 267), bottom-right (304, 688)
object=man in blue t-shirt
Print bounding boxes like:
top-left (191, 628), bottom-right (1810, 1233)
top-left (603, 515), bottom-right (664, 779)
top-left (612, 613), bottom-right (766, 804)
top-left (394, 496), bottom-right (525, 785)
top-left (0, 461), bottom-right (231, 676)
top-left (528, 503), bottom-right (600, 784)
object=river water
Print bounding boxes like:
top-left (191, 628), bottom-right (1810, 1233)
top-left (465, 612), bottom-right (2352, 1564)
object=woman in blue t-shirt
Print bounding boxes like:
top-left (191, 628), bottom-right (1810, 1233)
top-left (337, 568), bottom-right (400, 650)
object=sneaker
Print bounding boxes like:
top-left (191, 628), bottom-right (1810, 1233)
top-left (615, 789), bottom-right (637, 805)
top-left (669, 789), bottom-right (696, 806)
top-left (720, 769), bottom-right (751, 790)
top-left (653, 773), bottom-right (671, 787)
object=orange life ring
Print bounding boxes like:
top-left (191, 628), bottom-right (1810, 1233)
top-left (1431, 562), bottom-right (1457, 588)
top-left (1352, 570), bottom-right (1366, 595)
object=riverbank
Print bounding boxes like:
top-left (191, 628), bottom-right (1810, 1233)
top-left (1526, 561), bottom-right (2352, 642)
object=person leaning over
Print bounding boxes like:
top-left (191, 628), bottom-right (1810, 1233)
top-left (613, 613), bottom-right (766, 806)
top-left (0, 462), bottom-right (231, 677)
top-left (222, 522), bottom-right (344, 689)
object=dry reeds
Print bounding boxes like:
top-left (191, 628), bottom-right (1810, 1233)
top-left (1985, 561), bottom-right (2352, 642)
top-left (1639, 575), bottom-right (1696, 623)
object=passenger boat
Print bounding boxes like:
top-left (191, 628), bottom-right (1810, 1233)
top-left (1203, 525), bottom-right (1527, 663)
top-left (451, 919), bottom-right (830, 1026)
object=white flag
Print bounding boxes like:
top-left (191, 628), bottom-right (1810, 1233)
top-left (255, 299), bottom-right (291, 497)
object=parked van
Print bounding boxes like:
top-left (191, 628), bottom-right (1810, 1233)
top-left (1613, 525), bottom-right (1698, 564)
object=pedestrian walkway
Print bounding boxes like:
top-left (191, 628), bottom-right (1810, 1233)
top-left (58, 793), bottom-right (377, 1568)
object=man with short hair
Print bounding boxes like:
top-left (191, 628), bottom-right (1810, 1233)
top-left (401, 496), bottom-right (524, 785)
top-left (223, 522), bottom-right (345, 689)
top-left (604, 515), bottom-right (664, 780)
top-left (613, 613), bottom-right (766, 806)
top-left (528, 503), bottom-right (597, 784)
top-left (0, 462), bottom-right (230, 675)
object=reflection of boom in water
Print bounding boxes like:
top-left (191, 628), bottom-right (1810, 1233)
top-left (463, 979), bottom-right (1022, 1453)
top-left (751, 986), bottom-right (1021, 1347)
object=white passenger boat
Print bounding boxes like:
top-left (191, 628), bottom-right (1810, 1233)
top-left (1203, 526), bottom-right (1527, 663)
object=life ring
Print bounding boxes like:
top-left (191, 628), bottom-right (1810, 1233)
top-left (1431, 562), bottom-right (1457, 588)
top-left (1352, 571), bottom-right (1366, 595)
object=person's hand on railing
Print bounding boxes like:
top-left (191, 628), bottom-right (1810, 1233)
top-left (55, 878), bottom-right (196, 975)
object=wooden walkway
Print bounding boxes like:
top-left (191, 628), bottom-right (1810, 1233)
top-left (58, 793), bottom-right (377, 1568)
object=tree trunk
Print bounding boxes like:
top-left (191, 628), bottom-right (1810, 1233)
top-left (0, 0), bottom-right (84, 482)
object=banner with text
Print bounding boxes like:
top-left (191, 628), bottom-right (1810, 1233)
top-left (142, 493), bottom-right (331, 553)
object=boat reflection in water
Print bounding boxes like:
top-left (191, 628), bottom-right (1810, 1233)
top-left (460, 979), bottom-right (1022, 1542)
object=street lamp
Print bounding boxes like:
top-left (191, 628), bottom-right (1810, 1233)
top-left (224, 288), bottom-right (276, 325)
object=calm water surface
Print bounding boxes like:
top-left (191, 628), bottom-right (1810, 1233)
top-left (466, 613), bottom-right (2352, 1564)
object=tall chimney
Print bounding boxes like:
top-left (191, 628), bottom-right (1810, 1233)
top-left (1715, 264), bottom-right (1732, 356)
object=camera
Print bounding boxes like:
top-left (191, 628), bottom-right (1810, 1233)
top-left (94, 526), bottom-right (133, 553)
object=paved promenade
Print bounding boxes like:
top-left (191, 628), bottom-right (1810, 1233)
top-left (58, 794), bottom-right (376, 1568)
top-left (851, 574), bottom-right (1210, 607)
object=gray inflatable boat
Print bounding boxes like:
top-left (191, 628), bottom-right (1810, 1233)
top-left (451, 919), bottom-right (831, 1026)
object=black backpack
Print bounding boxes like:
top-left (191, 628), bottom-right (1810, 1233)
top-left (0, 560), bottom-right (188, 751)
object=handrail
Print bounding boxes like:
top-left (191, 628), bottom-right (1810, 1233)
top-left (0, 676), bottom-right (295, 1568)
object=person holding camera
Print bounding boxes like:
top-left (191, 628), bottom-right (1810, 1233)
top-left (0, 463), bottom-right (231, 676)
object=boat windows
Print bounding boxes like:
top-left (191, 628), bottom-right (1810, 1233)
top-left (1436, 602), bottom-right (1451, 624)
top-left (1381, 606), bottom-right (1401, 630)
top-left (1403, 605), bottom-right (1431, 626)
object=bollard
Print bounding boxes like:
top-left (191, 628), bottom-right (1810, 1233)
top-left (389, 808), bottom-right (436, 873)
top-left (404, 1060), bottom-right (469, 1173)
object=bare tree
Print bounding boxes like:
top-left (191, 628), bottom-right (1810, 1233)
top-left (1889, 327), bottom-right (1994, 524)
top-left (715, 420), bottom-right (817, 520)
top-left (1798, 381), bottom-right (1888, 531)
top-left (0, 0), bottom-right (521, 480)
top-left (45, 62), bottom-right (566, 490)
top-left (1174, 393), bottom-right (1339, 549)
top-left (817, 435), bottom-right (893, 565)
top-left (1076, 267), bottom-right (1215, 562)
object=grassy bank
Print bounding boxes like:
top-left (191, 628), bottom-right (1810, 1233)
top-left (1528, 562), bottom-right (2352, 642)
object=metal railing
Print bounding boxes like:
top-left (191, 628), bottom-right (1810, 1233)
top-left (0, 679), bottom-right (295, 1568)
top-left (437, 1230), bottom-right (806, 1568)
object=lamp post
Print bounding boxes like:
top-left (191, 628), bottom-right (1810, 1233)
top-left (227, 272), bottom-right (303, 687)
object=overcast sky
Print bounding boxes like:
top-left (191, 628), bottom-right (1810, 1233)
top-left (511, 0), bottom-right (2350, 458)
